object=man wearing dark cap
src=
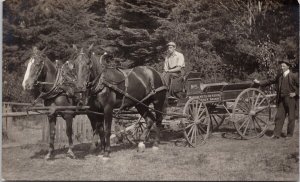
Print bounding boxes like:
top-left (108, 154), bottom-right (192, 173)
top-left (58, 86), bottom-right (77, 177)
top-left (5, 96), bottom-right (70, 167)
top-left (162, 42), bottom-right (185, 96)
top-left (254, 59), bottom-right (299, 139)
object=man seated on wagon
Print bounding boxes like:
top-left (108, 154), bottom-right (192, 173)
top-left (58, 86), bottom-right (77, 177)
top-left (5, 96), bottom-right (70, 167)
top-left (162, 42), bottom-right (186, 98)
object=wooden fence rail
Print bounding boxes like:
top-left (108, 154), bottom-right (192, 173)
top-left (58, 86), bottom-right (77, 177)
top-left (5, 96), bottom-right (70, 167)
top-left (2, 102), bottom-right (95, 145)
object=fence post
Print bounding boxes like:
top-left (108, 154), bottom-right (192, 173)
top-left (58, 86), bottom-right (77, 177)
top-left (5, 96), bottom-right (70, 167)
top-left (2, 103), bottom-right (12, 139)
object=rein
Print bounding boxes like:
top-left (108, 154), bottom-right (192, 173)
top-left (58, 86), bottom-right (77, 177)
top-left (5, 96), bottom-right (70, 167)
top-left (101, 79), bottom-right (168, 115)
top-left (36, 81), bottom-right (55, 85)
top-left (32, 66), bottom-right (63, 105)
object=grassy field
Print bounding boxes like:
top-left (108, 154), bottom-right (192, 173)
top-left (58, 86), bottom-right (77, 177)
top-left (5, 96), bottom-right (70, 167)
top-left (2, 118), bottom-right (299, 181)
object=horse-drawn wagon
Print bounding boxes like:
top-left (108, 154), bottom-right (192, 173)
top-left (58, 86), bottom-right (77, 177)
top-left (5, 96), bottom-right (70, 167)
top-left (117, 73), bottom-right (275, 148)
top-left (18, 47), bottom-right (276, 159)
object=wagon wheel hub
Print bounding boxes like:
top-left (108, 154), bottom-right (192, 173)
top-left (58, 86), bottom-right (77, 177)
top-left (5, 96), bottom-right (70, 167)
top-left (249, 110), bottom-right (256, 116)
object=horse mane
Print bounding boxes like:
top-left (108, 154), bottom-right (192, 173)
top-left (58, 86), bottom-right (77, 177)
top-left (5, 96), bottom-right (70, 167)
top-left (90, 52), bottom-right (108, 77)
top-left (44, 57), bottom-right (57, 73)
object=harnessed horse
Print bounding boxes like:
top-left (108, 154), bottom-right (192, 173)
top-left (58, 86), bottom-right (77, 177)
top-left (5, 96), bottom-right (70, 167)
top-left (22, 47), bottom-right (79, 160)
top-left (72, 50), bottom-right (168, 158)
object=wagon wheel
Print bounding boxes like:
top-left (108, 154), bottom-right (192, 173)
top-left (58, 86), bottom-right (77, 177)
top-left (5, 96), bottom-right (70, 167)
top-left (232, 88), bottom-right (271, 139)
top-left (182, 97), bottom-right (211, 147)
top-left (124, 116), bottom-right (146, 145)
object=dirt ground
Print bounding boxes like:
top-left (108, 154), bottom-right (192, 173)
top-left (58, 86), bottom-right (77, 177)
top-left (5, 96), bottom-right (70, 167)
top-left (2, 118), bottom-right (299, 181)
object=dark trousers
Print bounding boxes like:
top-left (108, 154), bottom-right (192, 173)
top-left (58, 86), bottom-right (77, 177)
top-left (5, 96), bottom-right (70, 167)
top-left (273, 96), bottom-right (297, 137)
top-left (162, 71), bottom-right (181, 86)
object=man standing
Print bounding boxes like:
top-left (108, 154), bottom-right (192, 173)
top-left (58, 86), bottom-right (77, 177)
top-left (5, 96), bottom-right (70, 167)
top-left (162, 41), bottom-right (185, 88)
top-left (254, 59), bottom-right (299, 139)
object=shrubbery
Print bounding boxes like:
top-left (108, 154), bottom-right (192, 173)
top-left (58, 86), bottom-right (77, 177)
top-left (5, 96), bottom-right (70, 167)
top-left (3, 0), bottom-right (298, 102)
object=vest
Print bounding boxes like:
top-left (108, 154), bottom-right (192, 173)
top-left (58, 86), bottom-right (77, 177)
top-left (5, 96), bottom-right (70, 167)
top-left (280, 75), bottom-right (292, 97)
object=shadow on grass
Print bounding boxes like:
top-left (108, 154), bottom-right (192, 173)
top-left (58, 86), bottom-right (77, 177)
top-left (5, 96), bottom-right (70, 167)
top-left (28, 129), bottom-right (183, 160)
top-left (29, 141), bottom-right (137, 160)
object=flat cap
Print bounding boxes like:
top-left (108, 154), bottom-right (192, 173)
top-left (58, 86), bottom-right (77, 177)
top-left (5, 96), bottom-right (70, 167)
top-left (167, 42), bottom-right (176, 47)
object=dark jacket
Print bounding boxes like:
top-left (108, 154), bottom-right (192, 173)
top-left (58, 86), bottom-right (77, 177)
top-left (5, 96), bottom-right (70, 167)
top-left (260, 71), bottom-right (299, 105)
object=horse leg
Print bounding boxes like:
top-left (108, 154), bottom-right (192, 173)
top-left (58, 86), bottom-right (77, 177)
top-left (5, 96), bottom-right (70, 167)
top-left (45, 115), bottom-right (57, 160)
top-left (87, 113), bottom-right (101, 153)
top-left (64, 114), bottom-right (75, 159)
top-left (153, 91), bottom-right (168, 147)
top-left (102, 107), bottom-right (113, 158)
top-left (97, 122), bottom-right (105, 156)
top-left (135, 105), bottom-right (157, 152)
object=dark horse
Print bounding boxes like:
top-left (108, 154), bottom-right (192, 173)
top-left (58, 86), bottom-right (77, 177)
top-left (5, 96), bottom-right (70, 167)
top-left (70, 50), bottom-right (168, 158)
top-left (22, 47), bottom-right (79, 160)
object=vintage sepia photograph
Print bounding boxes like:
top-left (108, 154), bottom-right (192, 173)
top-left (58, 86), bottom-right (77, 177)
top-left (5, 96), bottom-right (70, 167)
top-left (2, 0), bottom-right (299, 181)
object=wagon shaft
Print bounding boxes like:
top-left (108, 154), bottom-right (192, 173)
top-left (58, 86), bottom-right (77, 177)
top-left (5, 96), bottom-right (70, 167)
top-left (28, 105), bottom-right (90, 111)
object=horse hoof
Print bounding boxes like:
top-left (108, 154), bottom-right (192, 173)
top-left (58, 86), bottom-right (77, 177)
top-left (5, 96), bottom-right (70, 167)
top-left (152, 146), bottom-right (159, 151)
top-left (102, 157), bottom-right (110, 161)
top-left (137, 142), bottom-right (145, 152)
top-left (66, 151), bottom-right (76, 159)
top-left (45, 153), bottom-right (54, 160)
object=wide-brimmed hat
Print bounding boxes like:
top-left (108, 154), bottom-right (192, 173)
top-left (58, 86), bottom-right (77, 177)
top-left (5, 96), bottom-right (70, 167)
top-left (167, 42), bottom-right (176, 47)
top-left (278, 58), bottom-right (292, 66)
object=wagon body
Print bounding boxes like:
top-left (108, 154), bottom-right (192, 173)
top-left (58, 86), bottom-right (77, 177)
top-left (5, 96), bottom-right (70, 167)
top-left (186, 78), bottom-right (259, 101)
top-left (181, 76), bottom-right (273, 147)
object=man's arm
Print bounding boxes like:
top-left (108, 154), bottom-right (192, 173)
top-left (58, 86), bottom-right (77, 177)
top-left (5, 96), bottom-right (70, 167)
top-left (167, 53), bottom-right (185, 73)
top-left (167, 66), bottom-right (182, 73)
top-left (254, 74), bottom-right (280, 87)
top-left (291, 72), bottom-right (299, 97)
top-left (163, 59), bottom-right (168, 72)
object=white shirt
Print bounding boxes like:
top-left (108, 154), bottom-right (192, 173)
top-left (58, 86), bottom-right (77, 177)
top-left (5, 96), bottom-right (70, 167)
top-left (164, 51), bottom-right (185, 71)
top-left (283, 70), bottom-right (290, 77)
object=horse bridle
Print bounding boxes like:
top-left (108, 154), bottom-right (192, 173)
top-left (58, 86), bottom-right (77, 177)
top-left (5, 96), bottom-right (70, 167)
top-left (30, 53), bottom-right (48, 86)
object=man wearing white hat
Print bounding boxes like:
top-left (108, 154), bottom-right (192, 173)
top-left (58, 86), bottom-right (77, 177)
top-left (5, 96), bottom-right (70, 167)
top-left (162, 42), bottom-right (185, 94)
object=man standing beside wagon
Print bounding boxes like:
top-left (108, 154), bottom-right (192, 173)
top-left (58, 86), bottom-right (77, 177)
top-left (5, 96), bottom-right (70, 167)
top-left (254, 58), bottom-right (299, 139)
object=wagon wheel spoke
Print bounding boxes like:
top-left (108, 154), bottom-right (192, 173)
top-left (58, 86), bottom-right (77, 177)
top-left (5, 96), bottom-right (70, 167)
top-left (193, 125), bottom-right (197, 143)
top-left (197, 110), bottom-right (206, 121)
top-left (187, 124), bottom-right (194, 137)
top-left (198, 119), bottom-right (209, 132)
top-left (185, 123), bottom-right (194, 130)
top-left (254, 93), bottom-right (262, 107)
top-left (249, 90), bottom-right (254, 108)
top-left (257, 97), bottom-right (267, 108)
top-left (197, 102), bottom-right (204, 116)
top-left (242, 117), bottom-right (251, 136)
top-left (237, 116), bottom-right (250, 131)
top-left (253, 117), bottom-right (263, 131)
top-left (125, 118), bottom-right (146, 144)
top-left (255, 107), bottom-right (270, 115)
top-left (250, 117), bottom-right (258, 134)
top-left (236, 104), bottom-right (249, 114)
top-left (196, 116), bottom-right (206, 125)
top-left (197, 126), bottom-right (205, 140)
top-left (254, 115), bottom-right (268, 125)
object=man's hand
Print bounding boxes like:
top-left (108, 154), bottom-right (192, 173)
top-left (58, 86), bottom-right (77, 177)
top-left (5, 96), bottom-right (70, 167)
top-left (253, 79), bottom-right (260, 84)
top-left (290, 92), bottom-right (296, 97)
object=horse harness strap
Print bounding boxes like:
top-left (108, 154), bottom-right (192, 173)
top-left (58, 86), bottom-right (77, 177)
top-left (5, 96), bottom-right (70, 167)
top-left (101, 79), bottom-right (167, 113)
top-left (33, 67), bottom-right (63, 104)
top-left (119, 68), bottom-right (133, 110)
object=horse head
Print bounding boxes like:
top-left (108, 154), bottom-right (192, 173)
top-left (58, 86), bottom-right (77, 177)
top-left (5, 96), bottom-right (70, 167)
top-left (22, 46), bottom-right (47, 91)
top-left (69, 44), bottom-right (94, 105)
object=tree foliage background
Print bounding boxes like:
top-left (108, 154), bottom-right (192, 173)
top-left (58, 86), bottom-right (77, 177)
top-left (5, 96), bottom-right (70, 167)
top-left (3, 0), bottom-right (299, 102)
